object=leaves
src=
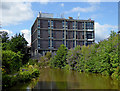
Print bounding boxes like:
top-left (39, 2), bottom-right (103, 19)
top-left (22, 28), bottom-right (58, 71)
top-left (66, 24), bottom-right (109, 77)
top-left (50, 44), bottom-right (68, 68)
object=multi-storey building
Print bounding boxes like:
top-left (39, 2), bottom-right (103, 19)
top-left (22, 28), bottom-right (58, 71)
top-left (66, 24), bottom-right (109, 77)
top-left (31, 13), bottom-right (95, 57)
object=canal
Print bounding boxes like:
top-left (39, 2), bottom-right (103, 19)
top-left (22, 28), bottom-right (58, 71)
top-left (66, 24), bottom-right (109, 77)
top-left (9, 68), bottom-right (119, 90)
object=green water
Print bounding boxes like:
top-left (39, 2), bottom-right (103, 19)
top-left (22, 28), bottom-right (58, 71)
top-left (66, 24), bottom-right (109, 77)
top-left (9, 68), bottom-right (119, 90)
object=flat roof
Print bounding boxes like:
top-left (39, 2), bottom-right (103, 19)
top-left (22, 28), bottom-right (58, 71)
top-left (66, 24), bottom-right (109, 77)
top-left (37, 17), bottom-right (94, 22)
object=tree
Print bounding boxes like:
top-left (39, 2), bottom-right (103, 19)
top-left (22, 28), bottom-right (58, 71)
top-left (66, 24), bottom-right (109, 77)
top-left (1, 31), bottom-right (9, 43)
top-left (7, 33), bottom-right (29, 64)
top-left (2, 50), bottom-right (22, 74)
top-left (50, 44), bottom-right (68, 68)
top-left (8, 33), bottom-right (28, 53)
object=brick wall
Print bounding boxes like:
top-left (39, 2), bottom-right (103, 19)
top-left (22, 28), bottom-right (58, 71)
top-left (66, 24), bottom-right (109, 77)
top-left (40, 29), bottom-right (49, 38)
top-left (40, 39), bottom-right (49, 48)
top-left (53, 30), bottom-right (63, 39)
top-left (54, 20), bottom-right (62, 29)
top-left (53, 40), bottom-right (62, 48)
top-left (68, 21), bottom-right (73, 29)
top-left (41, 20), bottom-right (48, 28)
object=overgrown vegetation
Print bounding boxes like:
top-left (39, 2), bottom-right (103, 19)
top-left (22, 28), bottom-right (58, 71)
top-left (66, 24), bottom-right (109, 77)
top-left (1, 32), bottom-right (40, 88)
top-left (38, 51), bottom-right (52, 67)
top-left (50, 31), bottom-right (120, 80)
top-left (2, 50), bottom-right (22, 74)
top-left (2, 62), bottom-right (40, 88)
top-left (50, 44), bottom-right (68, 68)
top-left (1, 30), bottom-right (119, 88)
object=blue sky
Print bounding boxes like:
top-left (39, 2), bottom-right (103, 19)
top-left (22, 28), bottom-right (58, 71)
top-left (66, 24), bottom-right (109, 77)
top-left (0, 2), bottom-right (118, 45)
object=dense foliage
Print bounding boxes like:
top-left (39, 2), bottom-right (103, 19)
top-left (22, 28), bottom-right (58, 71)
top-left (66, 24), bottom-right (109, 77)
top-left (2, 33), bottom-right (29, 64)
top-left (2, 63), bottom-right (40, 88)
top-left (1, 33), bottom-right (40, 88)
top-left (7, 34), bottom-right (28, 53)
top-left (1, 32), bottom-right (9, 43)
top-left (2, 50), bottom-right (22, 74)
top-left (50, 31), bottom-right (120, 80)
top-left (50, 44), bottom-right (68, 68)
top-left (18, 65), bottom-right (40, 82)
top-left (38, 51), bottom-right (52, 67)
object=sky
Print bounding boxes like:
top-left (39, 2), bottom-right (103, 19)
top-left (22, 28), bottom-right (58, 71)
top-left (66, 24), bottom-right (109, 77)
top-left (0, 1), bottom-right (118, 45)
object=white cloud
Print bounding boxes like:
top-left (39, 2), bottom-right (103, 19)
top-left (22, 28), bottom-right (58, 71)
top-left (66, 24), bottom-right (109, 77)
top-left (21, 29), bottom-right (31, 46)
top-left (1, 2), bottom-right (33, 26)
top-left (39, 0), bottom-right (49, 4)
top-left (95, 22), bottom-right (117, 42)
top-left (64, 3), bottom-right (98, 14)
top-left (86, 0), bottom-right (101, 2)
top-left (0, 29), bottom-right (13, 37)
top-left (2, 0), bottom-right (119, 2)
top-left (60, 3), bottom-right (64, 7)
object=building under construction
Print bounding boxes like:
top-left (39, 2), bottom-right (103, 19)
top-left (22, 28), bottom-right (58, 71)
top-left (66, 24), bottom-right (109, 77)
top-left (31, 12), bottom-right (95, 57)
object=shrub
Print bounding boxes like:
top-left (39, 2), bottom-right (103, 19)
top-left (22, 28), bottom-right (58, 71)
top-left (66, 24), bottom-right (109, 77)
top-left (32, 69), bottom-right (40, 77)
top-left (65, 31), bottom-right (119, 79)
top-left (38, 56), bottom-right (48, 67)
top-left (38, 52), bottom-right (52, 67)
top-left (66, 45), bottom-right (81, 70)
top-left (2, 50), bottom-right (22, 74)
top-left (18, 71), bottom-right (32, 82)
top-left (50, 44), bottom-right (68, 68)
top-left (2, 74), bottom-right (17, 88)
top-left (64, 64), bottom-right (71, 70)
top-left (18, 67), bottom-right (40, 82)
top-left (27, 59), bottom-right (38, 65)
top-left (45, 51), bottom-right (52, 60)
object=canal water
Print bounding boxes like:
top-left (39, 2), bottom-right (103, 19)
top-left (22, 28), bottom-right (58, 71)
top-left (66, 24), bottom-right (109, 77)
top-left (10, 68), bottom-right (119, 90)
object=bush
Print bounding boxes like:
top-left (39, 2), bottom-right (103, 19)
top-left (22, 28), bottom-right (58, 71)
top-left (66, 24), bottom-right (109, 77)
top-left (2, 74), bottom-right (17, 88)
top-left (18, 67), bottom-right (40, 82)
top-left (45, 51), bottom-right (52, 60)
top-left (64, 64), bottom-right (71, 70)
top-left (66, 45), bottom-right (81, 70)
top-left (38, 56), bottom-right (48, 67)
top-left (18, 71), bottom-right (32, 82)
top-left (50, 44), bottom-right (68, 68)
top-left (65, 31), bottom-right (119, 80)
top-left (32, 69), bottom-right (40, 77)
top-left (27, 59), bottom-right (38, 65)
top-left (2, 50), bottom-right (22, 74)
top-left (2, 64), bottom-right (40, 88)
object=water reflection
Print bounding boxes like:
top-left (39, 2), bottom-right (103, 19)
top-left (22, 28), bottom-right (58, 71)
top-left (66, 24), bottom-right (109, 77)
top-left (32, 68), bottom-right (118, 89)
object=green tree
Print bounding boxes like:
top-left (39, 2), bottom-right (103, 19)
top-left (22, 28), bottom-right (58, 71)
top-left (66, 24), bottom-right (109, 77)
top-left (7, 33), bottom-right (28, 53)
top-left (2, 50), bottom-right (22, 74)
top-left (1, 31), bottom-right (9, 43)
top-left (7, 33), bottom-right (29, 64)
top-left (50, 44), bottom-right (68, 68)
